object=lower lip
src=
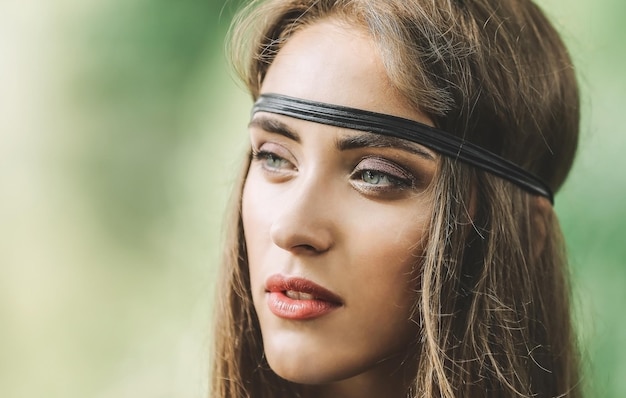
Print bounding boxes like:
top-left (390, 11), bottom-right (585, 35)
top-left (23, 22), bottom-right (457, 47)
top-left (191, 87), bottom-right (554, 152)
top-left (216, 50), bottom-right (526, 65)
top-left (266, 292), bottom-right (340, 320)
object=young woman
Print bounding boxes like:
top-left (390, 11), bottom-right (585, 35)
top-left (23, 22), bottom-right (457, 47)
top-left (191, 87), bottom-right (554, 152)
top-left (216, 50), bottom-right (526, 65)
top-left (211, 0), bottom-right (581, 397)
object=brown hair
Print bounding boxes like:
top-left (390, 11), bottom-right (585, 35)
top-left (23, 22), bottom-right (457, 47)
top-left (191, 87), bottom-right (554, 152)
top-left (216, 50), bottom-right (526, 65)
top-left (212, 0), bottom-right (582, 397)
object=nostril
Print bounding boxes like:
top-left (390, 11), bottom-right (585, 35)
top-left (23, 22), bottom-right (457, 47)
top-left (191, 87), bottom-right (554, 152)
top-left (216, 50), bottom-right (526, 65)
top-left (292, 243), bottom-right (326, 254)
top-left (300, 244), bottom-right (316, 250)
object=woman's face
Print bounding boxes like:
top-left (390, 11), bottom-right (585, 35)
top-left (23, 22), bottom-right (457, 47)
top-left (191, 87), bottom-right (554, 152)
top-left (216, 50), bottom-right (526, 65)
top-left (242, 19), bottom-right (438, 394)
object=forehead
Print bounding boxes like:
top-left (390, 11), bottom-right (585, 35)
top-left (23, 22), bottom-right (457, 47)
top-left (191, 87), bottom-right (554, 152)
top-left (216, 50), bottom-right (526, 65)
top-left (255, 16), bottom-right (555, 203)
top-left (260, 19), bottom-right (433, 127)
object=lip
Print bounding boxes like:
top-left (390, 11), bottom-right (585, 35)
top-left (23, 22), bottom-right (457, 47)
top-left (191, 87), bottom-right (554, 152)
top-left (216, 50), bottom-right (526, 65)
top-left (265, 274), bottom-right (343, 320)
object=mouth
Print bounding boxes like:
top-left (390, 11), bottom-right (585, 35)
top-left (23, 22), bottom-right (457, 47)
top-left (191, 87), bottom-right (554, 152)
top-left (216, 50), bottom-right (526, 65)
top-left (265, 274), bottom-right (343, 320)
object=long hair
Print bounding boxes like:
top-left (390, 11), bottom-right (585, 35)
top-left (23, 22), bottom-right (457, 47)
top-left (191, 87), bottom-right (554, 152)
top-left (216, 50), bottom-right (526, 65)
top-left (212, 0), bottom-right (582, 397)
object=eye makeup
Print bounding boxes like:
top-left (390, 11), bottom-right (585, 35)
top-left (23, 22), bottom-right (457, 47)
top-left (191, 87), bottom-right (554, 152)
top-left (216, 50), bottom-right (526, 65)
top-left (248, 116), bottom-right (434, 197)
top-left (252, 93), bottom-right (554, 203)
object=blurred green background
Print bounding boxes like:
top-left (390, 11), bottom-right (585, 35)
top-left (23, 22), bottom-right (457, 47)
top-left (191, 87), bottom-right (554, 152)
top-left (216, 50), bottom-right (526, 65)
top-left (0, 0), bottom-right (623, 397)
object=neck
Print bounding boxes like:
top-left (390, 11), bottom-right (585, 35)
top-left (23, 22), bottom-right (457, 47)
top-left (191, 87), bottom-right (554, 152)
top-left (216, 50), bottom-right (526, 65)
top-left (300, 356), bottom-right (414, 398)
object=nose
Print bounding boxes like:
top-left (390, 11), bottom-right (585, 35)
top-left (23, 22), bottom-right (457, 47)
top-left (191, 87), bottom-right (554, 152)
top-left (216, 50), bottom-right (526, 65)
top-left (269, 176), bottom-right (336, 255)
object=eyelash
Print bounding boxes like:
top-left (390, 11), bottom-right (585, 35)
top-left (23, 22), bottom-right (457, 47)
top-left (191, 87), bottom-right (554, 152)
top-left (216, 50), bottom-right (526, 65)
top-left (251, 149), bottom-right (295, 172)
top-left (251, 148), bottom-right (417, 193)
top-left (350, 159), bottom-right (415, 192)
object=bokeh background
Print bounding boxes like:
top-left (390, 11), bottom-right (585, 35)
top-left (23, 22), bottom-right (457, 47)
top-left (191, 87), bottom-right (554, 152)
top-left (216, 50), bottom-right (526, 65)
top-left (0, 0), bottom-right (623, 397)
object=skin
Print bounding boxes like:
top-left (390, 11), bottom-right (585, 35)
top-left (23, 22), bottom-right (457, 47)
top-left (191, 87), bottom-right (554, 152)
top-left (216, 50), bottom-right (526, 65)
top-left (242, 19), bottom-right (439, 398)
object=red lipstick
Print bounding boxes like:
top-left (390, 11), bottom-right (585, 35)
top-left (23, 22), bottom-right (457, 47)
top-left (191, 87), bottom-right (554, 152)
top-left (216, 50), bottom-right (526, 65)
top-left (265, 274), bottom-right (343, 320)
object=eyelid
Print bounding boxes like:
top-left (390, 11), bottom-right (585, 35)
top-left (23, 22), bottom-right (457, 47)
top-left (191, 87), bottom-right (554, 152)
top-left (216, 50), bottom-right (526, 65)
top-left (353, 157), bottom-right (414, 182)
top-left (250, 141), bottom-right (298, 176)
top-left (254, 142), bottom-right (295, 162)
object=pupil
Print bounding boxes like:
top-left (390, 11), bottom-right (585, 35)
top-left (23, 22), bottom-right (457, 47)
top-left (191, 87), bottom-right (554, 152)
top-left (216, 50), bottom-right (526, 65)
top-left (269, 155), bottom-right (280, 167)
top-left (365, 171), bottom-right (381, 184)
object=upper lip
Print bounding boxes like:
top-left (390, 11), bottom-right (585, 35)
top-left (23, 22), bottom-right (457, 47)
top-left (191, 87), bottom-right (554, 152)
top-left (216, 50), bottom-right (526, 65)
top-left (265, 274), bottom-right (343, 304)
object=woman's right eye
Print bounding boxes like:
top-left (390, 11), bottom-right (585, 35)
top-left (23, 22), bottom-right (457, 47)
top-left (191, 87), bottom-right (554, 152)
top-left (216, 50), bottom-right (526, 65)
top-left (252, 150), bottom-right (295, 173)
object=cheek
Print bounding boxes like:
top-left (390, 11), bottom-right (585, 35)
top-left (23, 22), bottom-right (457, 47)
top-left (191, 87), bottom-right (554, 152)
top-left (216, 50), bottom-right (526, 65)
top-left (241, 171), bottom-right (272, 245)
top-left (241, 200), bottom-right (265, 312)
top-left (241, 176), bottom-right (268, 289)
top-left (349, 208), bottom-right (428, 281)
top-left (341, 208), bottom-right (429, 332)
top-left (241, 172), bottom-right (288, 314)
top-left (241, 180), bottom-right (258, 248)
top-left (356, 230), bottom-right (424, 312)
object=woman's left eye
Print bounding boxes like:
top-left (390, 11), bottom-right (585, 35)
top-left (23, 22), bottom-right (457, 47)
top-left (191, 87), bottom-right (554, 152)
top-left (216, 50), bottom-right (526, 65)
top-left (359, 170), bottom-right (403, 186)
top-left (350, 158), bottom-right (414, 192)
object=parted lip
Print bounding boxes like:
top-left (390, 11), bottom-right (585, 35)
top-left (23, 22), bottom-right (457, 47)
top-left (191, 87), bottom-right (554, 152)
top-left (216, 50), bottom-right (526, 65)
top-left (265, 274), bottom-right (343, 304)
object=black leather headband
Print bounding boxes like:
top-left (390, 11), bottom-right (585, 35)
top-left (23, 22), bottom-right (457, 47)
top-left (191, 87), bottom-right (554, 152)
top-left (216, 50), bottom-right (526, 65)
top-left (252, 93), bottom-right (553, 203)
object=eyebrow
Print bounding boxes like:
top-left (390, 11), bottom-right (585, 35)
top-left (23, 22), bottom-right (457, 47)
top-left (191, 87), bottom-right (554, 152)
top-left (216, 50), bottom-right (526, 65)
top-left (249, 115), bottom-right (435, 160)
top-left (248, 116), bottom-right (301, 142)
top-left (337, 132), bottom-right (436, 160)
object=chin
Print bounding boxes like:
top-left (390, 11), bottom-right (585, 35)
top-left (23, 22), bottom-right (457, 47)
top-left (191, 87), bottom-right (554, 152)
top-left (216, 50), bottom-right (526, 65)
top-left (267, 357), bottom-right (361, 386)
top-left (263, 338), bottom-right (393, 387)
top-left (262, 338), bottom-right (355, 385)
